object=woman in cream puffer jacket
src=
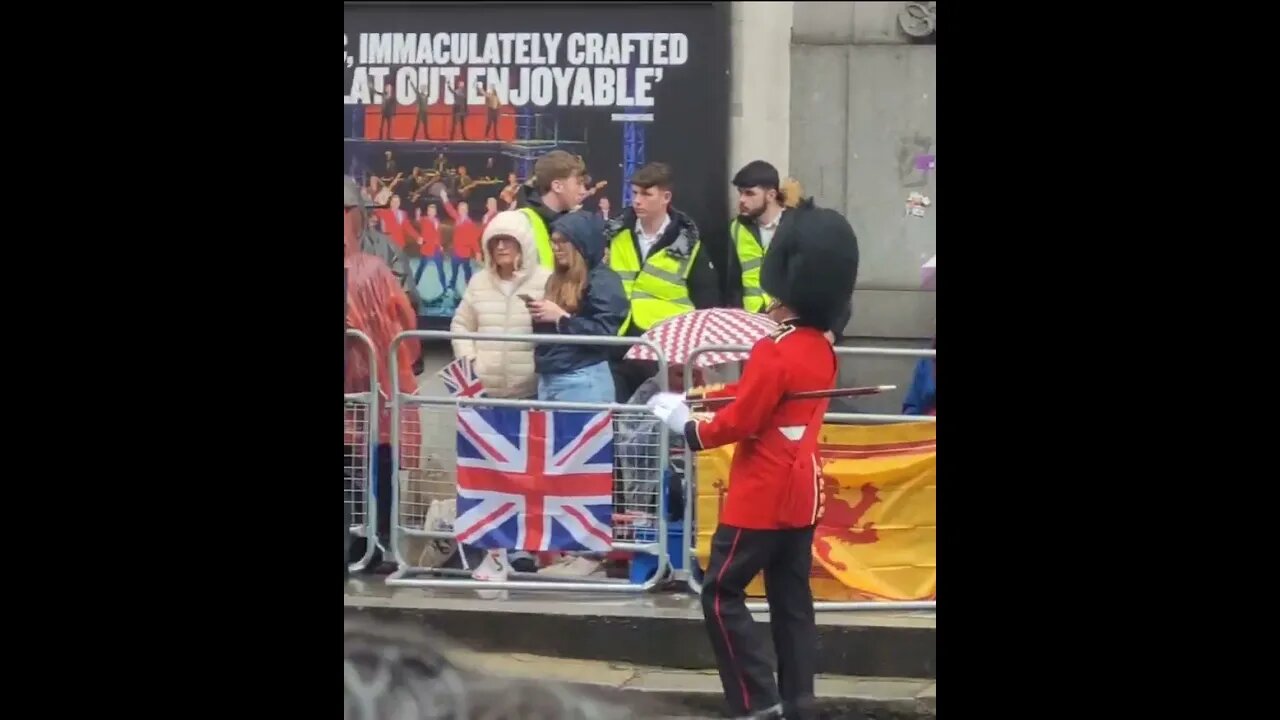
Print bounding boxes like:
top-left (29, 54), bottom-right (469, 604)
top-left (450, 210), bottom-right (552, 398)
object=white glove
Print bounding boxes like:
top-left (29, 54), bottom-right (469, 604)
top-left (647, 392), bottom-right (691, 435)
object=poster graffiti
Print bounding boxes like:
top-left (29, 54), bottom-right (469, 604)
top-left (344, 2), bottom-right (730, 324)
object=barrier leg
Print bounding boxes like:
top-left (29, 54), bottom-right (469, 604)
top-left (345, 403), bottom-right (378, 574)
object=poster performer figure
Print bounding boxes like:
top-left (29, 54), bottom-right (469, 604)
top-left (648, 200), bottom-right (859, 720)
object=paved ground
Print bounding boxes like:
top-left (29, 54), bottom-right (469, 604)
top-left (345, 580), bottom-right (937, 629)
top-left (415, 342), bottom-right (455, 394)
top-left (448, 648), bottom-right (937, 719)
top-left (346, 583), bottom-right (936, 679)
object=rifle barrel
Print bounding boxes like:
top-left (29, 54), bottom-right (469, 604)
top-left (689, 385), bottom-right (896, 408)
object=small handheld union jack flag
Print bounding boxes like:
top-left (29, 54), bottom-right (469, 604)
top-left (438, 356), bottom-right (486, 398)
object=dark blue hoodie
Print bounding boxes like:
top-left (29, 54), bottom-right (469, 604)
top-left (533, 211), bottom-right (630, 374)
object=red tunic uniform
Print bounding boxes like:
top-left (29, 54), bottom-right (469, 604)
top-left (443, 201), bottom-right (483, 260)
top-left (376, 208), bottom-right (422, 249)
top-left (685, 321), bottom-right (837, 529)
top-left (418, 217), bottom-right (443, 255)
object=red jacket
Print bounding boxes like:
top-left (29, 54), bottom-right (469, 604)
top-left (685, 322), bottom-right (837, 529)
top-left (418, 217), bottom-right (443, 255)
top-left (376, 209), bottom-right (421, 249)
top-left (444, 201), bottom-right (482, 259)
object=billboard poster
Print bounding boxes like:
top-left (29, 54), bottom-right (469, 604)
top-left (344, 2), bottom-right (731, 325)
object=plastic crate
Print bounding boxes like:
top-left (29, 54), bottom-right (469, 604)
top-left (629, 521), bottom-right (684, 583)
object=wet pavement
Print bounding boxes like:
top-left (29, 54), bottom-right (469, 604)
top-left (346, 581), bottom-right (937, 679)
top-left (344, 580), bottom-right (936, 629)
top-left (450, 648), bottom-right (937, 719)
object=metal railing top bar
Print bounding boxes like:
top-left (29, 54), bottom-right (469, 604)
top-left (687, 342), bottom-right (936, 359)
top-left (396, 329), bottom-right (661, 350)
top-left (746, 599), bottom-right (935, 612)
top-left (389, 329), bottom-right (670, 405)
top-left (827, 412), bottom-right (936, 424)
top-left (836, 346), bottom-right (935, 359)
top-left (386, 571), bottom-right (668, 593)
top-left (407, 395), bottom-right (653, 414)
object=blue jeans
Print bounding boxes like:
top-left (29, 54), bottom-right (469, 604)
top-left (450, 257), bottom-right (473, 294)
top-left (538, 361), bottom-right (615, 403)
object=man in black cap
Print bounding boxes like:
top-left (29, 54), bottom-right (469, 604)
top-left (648, 201), bottom-right (859, 720)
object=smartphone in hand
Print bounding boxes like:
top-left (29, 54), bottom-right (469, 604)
top-left (517, 293), bottom-right (535, 305)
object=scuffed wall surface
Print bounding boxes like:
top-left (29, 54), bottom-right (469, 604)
top-left (728, 2), bottom-right (794, 212)
top-left (790, 1), bottom-right (935, 341)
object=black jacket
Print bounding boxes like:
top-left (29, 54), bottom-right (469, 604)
top-left (514, 184), bottom-right (566, 236)
top-left (533, 212), bottom-right (630, 375)
top-left (603, 207), bottom-right (721, 335)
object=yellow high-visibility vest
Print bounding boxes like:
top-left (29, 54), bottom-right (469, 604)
top-left (730, 218), bottom-right (773, 313)
top-left (609, 228), bottom-right (701, 335)
top-left (519, 207), bottom-right (555, 270)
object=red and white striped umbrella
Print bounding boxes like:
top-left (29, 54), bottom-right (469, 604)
top-left (624, 308), bottom-right (779, 368)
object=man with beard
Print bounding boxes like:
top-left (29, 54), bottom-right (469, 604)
top-left (605, 162), bottom-right (720, 402)
top-left (726, 161), bottom-right (789, 313)
top-left (728, 161), bottom-right (852, 340)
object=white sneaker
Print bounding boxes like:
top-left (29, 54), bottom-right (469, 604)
top-left (537, 554), bottom-right (605, 578)
top-left (417, 499), bottom-right (457, 568)
top-left (472, 549), bottom-right (510, 581)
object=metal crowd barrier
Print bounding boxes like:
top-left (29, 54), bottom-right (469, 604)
top-left (680, 343), bottom-right (937, 612)
top-left (344, 329), bottom-right (380, 573)
top-left (385, 330), bottom-right (673, 592)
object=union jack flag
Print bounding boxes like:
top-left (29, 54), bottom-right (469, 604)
top-left (454, 407), bottom-right (614, 552)
top-left (438, 356), bottom-right (485, 398)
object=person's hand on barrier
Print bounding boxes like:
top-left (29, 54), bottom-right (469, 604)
top-left (647, 392), bottom-right (691, 434)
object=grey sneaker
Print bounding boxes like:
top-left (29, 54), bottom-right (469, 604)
top-left (536, 555), bottom-right (605, 578)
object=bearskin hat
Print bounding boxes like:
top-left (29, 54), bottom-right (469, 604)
top-left (760, 197), bottom-right (859, 332)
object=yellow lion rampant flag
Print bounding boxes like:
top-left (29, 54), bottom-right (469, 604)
top-left (695, 421), bottom-right (936, 601)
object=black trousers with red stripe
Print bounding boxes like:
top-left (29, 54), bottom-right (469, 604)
top-left (702, 523), bottom-right (817, 719)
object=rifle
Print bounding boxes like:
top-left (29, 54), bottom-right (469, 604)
top-left (687, 385), bottom-right (895, 409)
